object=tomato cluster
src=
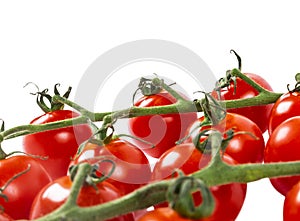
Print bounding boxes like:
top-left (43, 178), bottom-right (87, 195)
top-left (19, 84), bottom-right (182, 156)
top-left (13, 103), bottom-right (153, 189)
top-left (133, 71), bottom-right (300, 220)
top-left (1, 66), bottom-right (300, 221)
top-left (128, 73), bottom-right (268, 221)
top-left (264, 89), bottom-right (300, 220)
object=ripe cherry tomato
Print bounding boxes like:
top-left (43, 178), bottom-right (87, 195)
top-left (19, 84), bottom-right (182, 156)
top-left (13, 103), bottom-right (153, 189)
top-left (152, 143), bottom-right (247, 221)
top-left (0, 155), bottom-right (51, 220)
top-left (72, 138), bottom-right (152, 195)
top-left (283, 181), bottom-right (300, 221)
top-left (23, 110), bottom-right (92, 180)
top-left (29, 175), bottom-right (134, 220)
top-left (268, 91), bottom-right (300, 134)
top-left (137, 207), bottom-right (193, 221)
top-left (212, 73), bottom-right (273, 133)
top-left (188, 112), bottom-right (265, 164)
top-left (129, 90), bottom-right (197, 158)
top-left (0, 212), bottom-right (14, 221)
top-left (264, 116), bottom-right (300, 196)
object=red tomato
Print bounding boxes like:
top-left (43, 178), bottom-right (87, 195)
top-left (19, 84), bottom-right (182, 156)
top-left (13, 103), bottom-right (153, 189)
top-left (212, 73), bottom-right (273, 133)
top-left (72, 138), bottom-right (152, 195)
top-left (23, 110), bottom-right (92, 180)
top-left (188, 112), bottom-right (265, 164)
top-left (137, 207), bottom-right (193, 221)
top-left (268, 91), bottom-right (300, 134)
top-left (29, 175), bottom-right (134, 220)
top-left (283, 181), bottom-right (300, 221)
top-left (264, 116), bottom-right (300, 195)
top-left (0, 155), bottom-right (51, 220)
top-left (0, 212), bottom-right (14, 221)
top-left (152, 143), bottom-right (247, 221)
top-left (129, 90), bottom-right (197, 158)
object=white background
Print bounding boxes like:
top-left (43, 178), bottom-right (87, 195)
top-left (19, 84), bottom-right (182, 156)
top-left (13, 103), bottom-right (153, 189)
top-left (1, 1), bottom-right (299, 220)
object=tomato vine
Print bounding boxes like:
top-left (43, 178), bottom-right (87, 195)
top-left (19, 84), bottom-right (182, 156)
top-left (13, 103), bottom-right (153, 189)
top-left (0, 68), bottom-right (299, 221)
top-left (32, 132), bottom-right (300, 221)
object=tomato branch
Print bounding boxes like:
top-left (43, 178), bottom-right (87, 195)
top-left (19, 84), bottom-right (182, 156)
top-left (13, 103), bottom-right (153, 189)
top-left (32, 153), bottom-right (300, 221)
top-left (0, 116), bottom-right (90, 141)
top-left (50, 73), bottom-right (283, 123)
top-left (230, 68), bottom-right (270, 93)
top-left (223, 90), bottom-right (282, 109)
top-left (31, 132), bottom-right (300, 221)
top-left (0, 78), bottom-right (282, 143)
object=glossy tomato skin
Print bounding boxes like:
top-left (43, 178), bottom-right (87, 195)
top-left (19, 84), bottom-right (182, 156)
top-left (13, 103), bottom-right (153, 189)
top-left (72, 138), bottom-right (152, 195)
top-left (268, 91), bottom-right (300, 134)
top-left (129, 90), bottom-right (197, 158)
top-left (137, 207), bottom-right (193, 221)
top-left (152, 143), bottom-right (247, 221)
top-left (0, 212), bottom-right (14, 221)
top-left (30, 176), bottom-right (134, 220)
top-left (0, 156), bottom-right (51, 220)
top-left (283, 181), bottom-right (300, 221)
top-left (189, 113), bottom-right (265, 164)
top-left (264, 116), bottom-right (300, 196)
top-left (212, 73), bottom-right (273, 133)
top-left (23, 110), bottom-right (92, 180)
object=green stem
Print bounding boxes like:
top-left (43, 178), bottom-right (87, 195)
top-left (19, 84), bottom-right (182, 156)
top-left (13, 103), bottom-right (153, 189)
top-left (159, 78), bottom-right (187, 102)
top-left (34, 163), bottom-right (92, 221)
top-left (0, 146), bottom-right (7, 159)
top-left (1, 116), bottom-right (90, 141)
top-left (0, 89), bottom-right (282, 142)
top-left (33, 158), bottom-right (300, 221)
top-left (223, 91), bottom-right (282, 109)
top-left (31, 131), bottom-right (300, 220)
top-left (52, 95), bottom-right (96, 120)
top-left (230, 68), bottom-right (272, 93)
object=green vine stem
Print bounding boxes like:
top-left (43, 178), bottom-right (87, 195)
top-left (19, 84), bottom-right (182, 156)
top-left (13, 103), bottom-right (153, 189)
top-left (0, 69), bottom-right (283, 143)
top-left (29, 131), bottom-right (300, 221)
top-left (224, 68), bottom-right (283, 108)
top-left (0, 116), bottom-right (90, 141)
top-left (33, 152), bottom-right (300, 220)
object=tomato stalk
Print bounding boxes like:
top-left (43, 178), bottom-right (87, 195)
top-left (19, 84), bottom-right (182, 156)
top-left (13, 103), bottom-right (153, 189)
top-left (49, 73), bottom-right (281, 122)
top-left (0, 72), bottom-right (282, 146)
top-left (0, 165), bottom-right (31, 202)
top-left (221, 68), bottom-right (283, 108)
top-left (0, 147), bottom-right (6, 160)
top-left (32, 132), bottom-right (300, 221)
top-left (0, 116), bottom-right (90, 141)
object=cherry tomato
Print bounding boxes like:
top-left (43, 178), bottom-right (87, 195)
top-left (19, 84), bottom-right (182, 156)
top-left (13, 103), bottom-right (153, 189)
top-left (268, 91), bottom-right (300, 134)
top-left (283, 181), bottom-right (300, 221)
top-left (264, 116), bottom-right (300, 195)
top-left (137, 207), bottom-right (193, 221)
top-left (23, 110), bottom-right (92, 180)
top-left (0, 155), bottom-right (51, 220)
top-left (72, 138), bottom-right (152, 195)
top-left (0, 212), bottom-right (14, 221)
top-left (152, 143), bottom-right (247, 221)
top-left (212, 73), bottom-right (273, 133)
top-left (29, 175), bottom-right (134, 220)
top-left (129, 90), bottom-right (197, 158)
top-left (188, 112), bottom-right (265, 164)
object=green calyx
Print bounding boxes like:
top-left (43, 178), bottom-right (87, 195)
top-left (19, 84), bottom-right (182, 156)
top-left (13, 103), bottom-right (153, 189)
top-left (138, 76), bottom-right (164, 96)
top-left (31, 83), bottom-right (72, 113)
top-left (132, 75), bottom-right (164, 105)
top-left (167, 174), bottom-right (215, 220)
top-left (69, 160), bottom-right (116, 190)
top-left (214, 49), bottom-right (243, 95)
top-left (287, 73), bottom-right (300, 92)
